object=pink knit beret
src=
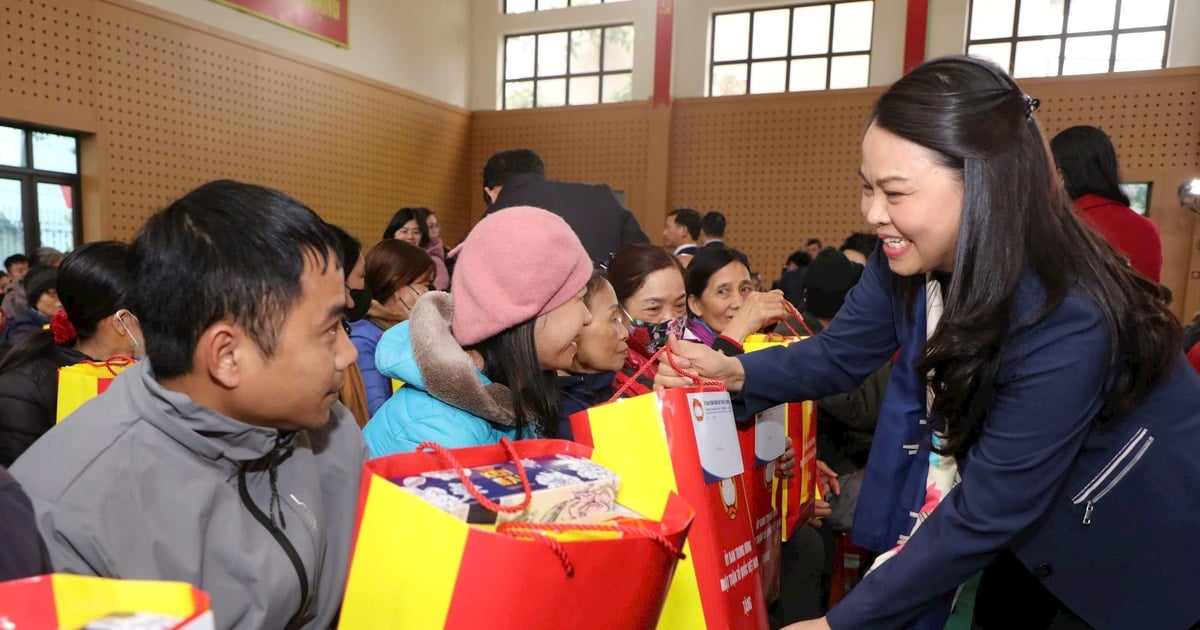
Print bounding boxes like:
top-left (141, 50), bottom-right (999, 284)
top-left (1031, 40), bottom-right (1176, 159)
top-left (451, 206), bottom-right (592, 346)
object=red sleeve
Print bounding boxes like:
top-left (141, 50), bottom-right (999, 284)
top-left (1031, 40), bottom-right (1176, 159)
top-left (1187, 342), bottom-right (1200, 376)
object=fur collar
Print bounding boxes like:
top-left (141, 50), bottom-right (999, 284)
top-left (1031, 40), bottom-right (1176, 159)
top-left (408, 292), bottom-right (517, 425)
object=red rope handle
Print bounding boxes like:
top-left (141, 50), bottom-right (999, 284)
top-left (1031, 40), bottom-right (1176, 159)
top-left (103, 354), bottom-right (137, 375)
top-left (497, 520), bottom-right (686, 577)
top-left (609, 346), bottom-right (670, 401)
top-left (665, 351), bottom-right (725, 392)
top-left (413, 437), bottom-right (533, 514)
top-left (781, 302), bottom-right (815, 338)
top-left (609, 342), bottom-right (731, 402)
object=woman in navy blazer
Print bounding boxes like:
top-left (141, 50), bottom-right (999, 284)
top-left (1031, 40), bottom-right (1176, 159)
top-left (658, 56), bottom-right (1200, 629)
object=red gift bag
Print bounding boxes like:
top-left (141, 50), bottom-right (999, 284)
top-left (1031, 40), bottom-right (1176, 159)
top-left (340, 438), bottom-right (693, 629)
top-left (736, 410), bottom-right (785, 602)
top-left (573, 381), bottom-right (770, 629)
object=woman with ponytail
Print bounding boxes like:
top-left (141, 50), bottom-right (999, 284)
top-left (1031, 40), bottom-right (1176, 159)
top-left (657, 57), bottom-right (1199, 629)
top-left (0, 242), bottom-right (142, 466)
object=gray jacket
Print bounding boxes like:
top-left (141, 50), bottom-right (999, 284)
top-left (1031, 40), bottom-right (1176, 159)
top-left (11, 362), bottom-right (368, 629)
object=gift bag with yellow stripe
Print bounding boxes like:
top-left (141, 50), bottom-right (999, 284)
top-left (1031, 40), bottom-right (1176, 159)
top-left (572, 386), bottom-right (769, 630)
top-left (0, 574), bottom-right (213, 629)
top-left (736, 406), bottom-right (784, 603)
top-left (744, 334), bottom-right (819, 540)
top-left (340, 438), bottom-right (693, 629)
top-left (56, 357), bottom-right (136, 423)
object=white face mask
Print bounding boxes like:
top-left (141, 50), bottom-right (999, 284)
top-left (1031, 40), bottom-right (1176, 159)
top-left (116, 310), bottom-right (145, 359)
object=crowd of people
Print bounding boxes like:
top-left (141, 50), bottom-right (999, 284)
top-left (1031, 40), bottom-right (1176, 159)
top-left (0, 55), bottom-right (1198, 629)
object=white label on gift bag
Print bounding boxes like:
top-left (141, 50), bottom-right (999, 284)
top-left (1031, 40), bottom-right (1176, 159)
top-left (688, 391), bottom-right (745, 482)
top-left (754, 405), bottom-right (788, 464)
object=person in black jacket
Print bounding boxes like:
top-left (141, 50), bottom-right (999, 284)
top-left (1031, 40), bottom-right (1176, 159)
top-left (0, 241), bottom-right (142, 466)
top-left (0, 465), bottom-right (50, 581)
top-left (0, 266), bottom-right (61, 348)
top-left (482, 148), bottom-right (649, 261)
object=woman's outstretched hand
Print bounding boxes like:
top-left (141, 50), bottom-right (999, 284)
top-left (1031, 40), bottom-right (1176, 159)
top-left (653, 335), bottom-right (748, 391)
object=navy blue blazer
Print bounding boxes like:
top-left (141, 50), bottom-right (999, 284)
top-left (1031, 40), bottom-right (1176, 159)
top-left (736, 249), bottom-right (1200, 629)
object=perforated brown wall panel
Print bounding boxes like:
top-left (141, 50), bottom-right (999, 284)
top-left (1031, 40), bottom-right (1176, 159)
top-left (669, 89), bottom-right (880, 281)
top-left (472, 69), bottom-right (1199, 316)
top-left (0, 0), bottom-right (472, 252)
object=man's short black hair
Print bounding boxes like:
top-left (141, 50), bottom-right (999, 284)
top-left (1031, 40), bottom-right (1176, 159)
top-left (4, 254), bottom-right (29, 272)
top-left (805, 238), bottom-right (823, 249)
top-left (483, 149), bottom-right (545, 190)
top-left (667, 208), bottom-right (701, 240)
top-left (786, 250), bottom-right (812, 269)
top-left (839, 232), bottom-right (878, 259)
top-left (130, 180), bottom-right (343, 379)
top-left (700, 211), bottom-right (726, 238)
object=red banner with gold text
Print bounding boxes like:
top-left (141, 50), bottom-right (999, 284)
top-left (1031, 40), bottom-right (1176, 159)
top-left (212, 0), bottom-right (348, 47)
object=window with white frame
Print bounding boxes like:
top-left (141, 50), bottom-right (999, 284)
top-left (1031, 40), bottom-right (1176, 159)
top-left (505, 0), bottom-right (630, 14)
top-left (708, 1), bottom-right (874, 96)
top-left (0, 123), bottom-right (81, 259)
top-left (503, 24), bottom-right (634, 109)
top-left (966, 0), bottom-right (1174, 78)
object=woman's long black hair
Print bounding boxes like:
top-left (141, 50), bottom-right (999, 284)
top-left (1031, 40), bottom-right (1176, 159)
top-left (0, 241), bottom-right (133, 374)
top-left (874, 56), bottom-right (1178, 456)
top-left (474, 320), bottom-right (560, 438)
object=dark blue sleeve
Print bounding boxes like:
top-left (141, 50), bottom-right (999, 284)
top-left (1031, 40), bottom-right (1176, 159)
top-left (0, 468), bottom-right (50, 581)
top-left (735, 250), bottom-right (900, 417)
top-left (826, 294), bottom-right (1109, 628)
top-left (350, 325), bottom-right (391, 416)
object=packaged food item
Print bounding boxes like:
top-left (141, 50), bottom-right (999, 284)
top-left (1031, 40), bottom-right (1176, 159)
top-left (395, 453), bottom-right (622, 524)
top-left (82, 612), bottom-right (184, 629)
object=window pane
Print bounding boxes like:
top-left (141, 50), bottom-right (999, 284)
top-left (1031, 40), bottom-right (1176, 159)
top-left (789, 58), bottom-right (828, 91)
top-left (751, 8), bottom-right (790, 59)
top-left (1013, 38), bottom-right (1061, 77)
top-left (601, 72), bottom-right (632, 103)
top-left (505, 36), bottom-right (536, 80)
top-left (1017, 0), bottom-right (1065, 37)
top-left (506, 0), bottom-right (535, 14)
top-left (749, 60), bottom-right (787, 93)
top-left (37, 182), bottom-right (73, 253)
top-left (538, 32), bottom-right (569, 76)
top-left (505, 80), bottom-right (535, 109)
top-left (1119, 0), bottom-right (1170, 28)
top-left (537, 78), bottom-right (567, 107)
top-left (569, 76), bottom-right (600, 105)
top-left (970, 0), bottom-right (1016, 40)
top-left (1062, 34), bottom-right (1112, 75)
top-left (1066, 0), bottom-right (1115, 33)
top-left (1114, 31), bottom-right (1166, 72)
top-left (711, 63), bottom-right (747, 96)
top-left (967, 42), bottom-right (1012, 70)
top-left (829, 54), bottom-right (870, 89)
top-left (570, 29), bottom-right (602, 73)
top-left (32, 132), bottom-right (77, 174)
top-left (0, 179), bottom-right (23, 257)
top-left (713, 13), bottom-right (751, 62)
top-left (0, 127), bottom-right (24, 168)
top-left (603, 25), bottom-right (634, 71)
top-left (538, 0), bottom-right (568, 9)
top-left (791, 5), bottom-right (832, 55)
top-left (832, 1), bottom-right (873, 53)
top-left (572, 0), bottom-right (601, 5)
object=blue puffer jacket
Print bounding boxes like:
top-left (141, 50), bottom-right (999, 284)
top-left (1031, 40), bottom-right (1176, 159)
top-left (362, 293), bottom-right (537, 458)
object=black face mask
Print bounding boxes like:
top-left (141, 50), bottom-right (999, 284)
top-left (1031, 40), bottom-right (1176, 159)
top-left (345, 286), bottom-right (373, 322)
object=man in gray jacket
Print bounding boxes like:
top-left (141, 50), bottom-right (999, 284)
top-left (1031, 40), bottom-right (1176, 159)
top-left (12, 181), bottom-right (368, 629)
